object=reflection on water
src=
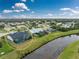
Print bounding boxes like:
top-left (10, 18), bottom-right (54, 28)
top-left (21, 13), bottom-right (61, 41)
top-left (23, 35), bottom-right (79, 59)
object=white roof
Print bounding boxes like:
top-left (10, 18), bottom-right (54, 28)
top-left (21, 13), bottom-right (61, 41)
top-left (7, 36), bottom-right (13, 41)
top-left (30, 28), bottom-right (44, 33)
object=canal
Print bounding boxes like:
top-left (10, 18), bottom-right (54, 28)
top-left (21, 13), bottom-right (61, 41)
top-left (23, 35), bottom-right (79, 59)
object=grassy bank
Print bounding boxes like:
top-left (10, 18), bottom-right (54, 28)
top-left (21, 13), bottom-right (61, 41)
top-left (58, 40), bottom-right (79, 59)
top-left (0, 38), bottom-right (14, 56)
top-left (1, 29), bottom-right (79, 59)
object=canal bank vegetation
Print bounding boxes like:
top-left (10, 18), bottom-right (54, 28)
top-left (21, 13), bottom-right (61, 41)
top-left (1, 29), bottom-right (79, 59)
top-left (0, 37), bottom-right (14, 56)
top-left (58, 40), bottom-right (79, 59)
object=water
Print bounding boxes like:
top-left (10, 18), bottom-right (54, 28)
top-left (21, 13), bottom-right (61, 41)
top-left (23, 35), bottom-right (79, 59)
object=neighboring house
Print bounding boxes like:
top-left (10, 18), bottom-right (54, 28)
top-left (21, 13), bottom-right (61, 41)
top-left (45, 28), bottom-right (56, 33)
top-left (29, 28), bottom-right (55, 37)
top-left (56, 22), bottom-right (62, 26)
top-left (16, 25), bottom-right (26, 29)
top-left (4, 24), bottom-right (12, 31)
top-left (61, 24), bottom-right (71, 28)
top-left (29, 28), bottom-right (44, 34)
top-left (29, 28), bottom-right (47, 37)
top-left (7, 32), bottom-right (32, 43)
top-left (61, 22), bottom-right (75, 28)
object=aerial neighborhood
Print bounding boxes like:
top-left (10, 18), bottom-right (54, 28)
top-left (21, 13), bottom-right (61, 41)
top-left (0, 19), bottom-right (79, 59)
top-left (0, 19), bottom-right (77, 44)
top-left (1, 0), bottom-right (79, 59)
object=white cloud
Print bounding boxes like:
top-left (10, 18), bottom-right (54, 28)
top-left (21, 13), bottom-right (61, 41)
top-left (3, 3), bottom-right (30, 13)
top-left (59, 12), bottom-right (74, 18)
top-left (48, 13), bottom-right (53, 16)
top-left (21, 0), bottom-right (34, 2)
top-left (12, 15), bottom-right (27, 18)
top-left (31, 11), bottom-right (35, 13)
top-left (31, 0), bottom-right (34, 2)
top-left (21, 0), bottom-right (27, 2)
top-left (3, 10), bottom-right (13, 13)
top-left (59, 7), bottom-right (79, 18)
top-left (13, 10), bottom-right (24, 12)
top-left (12, 6), bottom-right (15, 9)
top-left (60, 8), bottom-right (71, 11)
top-left (9, 14), bottom-right (34, 19)
top-left (3, 9), bottom-right (24, 13)
top-left (12, 3), bottom-right (30, 11)
top-left (0, 14), bottom-right (5, 19)
top-left (75, 6), bottom-right (79, 9)
top-left (60, 7), bottom-right (79, 14)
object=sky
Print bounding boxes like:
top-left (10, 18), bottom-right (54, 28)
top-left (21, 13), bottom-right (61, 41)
top-left (0, 0), bottom-right (79, 19)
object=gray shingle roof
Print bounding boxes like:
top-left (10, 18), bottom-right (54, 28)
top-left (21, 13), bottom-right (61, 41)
top-left (8, 32), bottom-right (31, 43)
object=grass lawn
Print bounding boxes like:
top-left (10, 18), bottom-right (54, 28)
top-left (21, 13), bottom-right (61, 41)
top-left (0, 38), bottom-right (14, 56)
top-left (0, 51), bottom-right (19, 59)
top-left (1, 29), bottom-right (79, 59)
top-left (58, 40), bottom-right (79, 59)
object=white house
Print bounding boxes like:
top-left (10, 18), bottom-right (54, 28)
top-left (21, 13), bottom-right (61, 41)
top-left (29, 28), bottom-right (44, 34)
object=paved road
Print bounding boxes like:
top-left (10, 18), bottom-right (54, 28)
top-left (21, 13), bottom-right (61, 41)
top-left (23, 35), bottom-right (79, 59)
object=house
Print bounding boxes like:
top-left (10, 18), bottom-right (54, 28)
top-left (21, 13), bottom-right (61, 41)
top-left (4, 24), bottom-right (12, 31)
top-left (29, 28), bottom-right (44, 34)
top-left (7, 32), bottom-right (32, 43)
top-left (45, 28), bottom-right (56, 33)
top-left (61, 22), bottom-right (75, 28)
top-left (29, 28), bottom-right (55, 37)
top-left (29, 28), bottom-right (47, 37)
top-left (56, 22), bottom-right (62, 26)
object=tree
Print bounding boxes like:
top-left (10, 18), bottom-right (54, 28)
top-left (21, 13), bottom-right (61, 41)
top-left (0, 42), bottom-right (2, 48)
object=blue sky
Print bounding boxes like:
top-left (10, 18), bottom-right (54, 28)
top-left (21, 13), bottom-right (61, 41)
top-left (0, 0), bottom-right (79, 18)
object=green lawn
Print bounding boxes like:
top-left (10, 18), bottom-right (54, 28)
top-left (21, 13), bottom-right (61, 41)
top-left (1, 29), bottom-right (79, 59)
top-left (0, 38), bottom-right (14, 56)
top-left (58, 40), bottom-right (79, 59)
